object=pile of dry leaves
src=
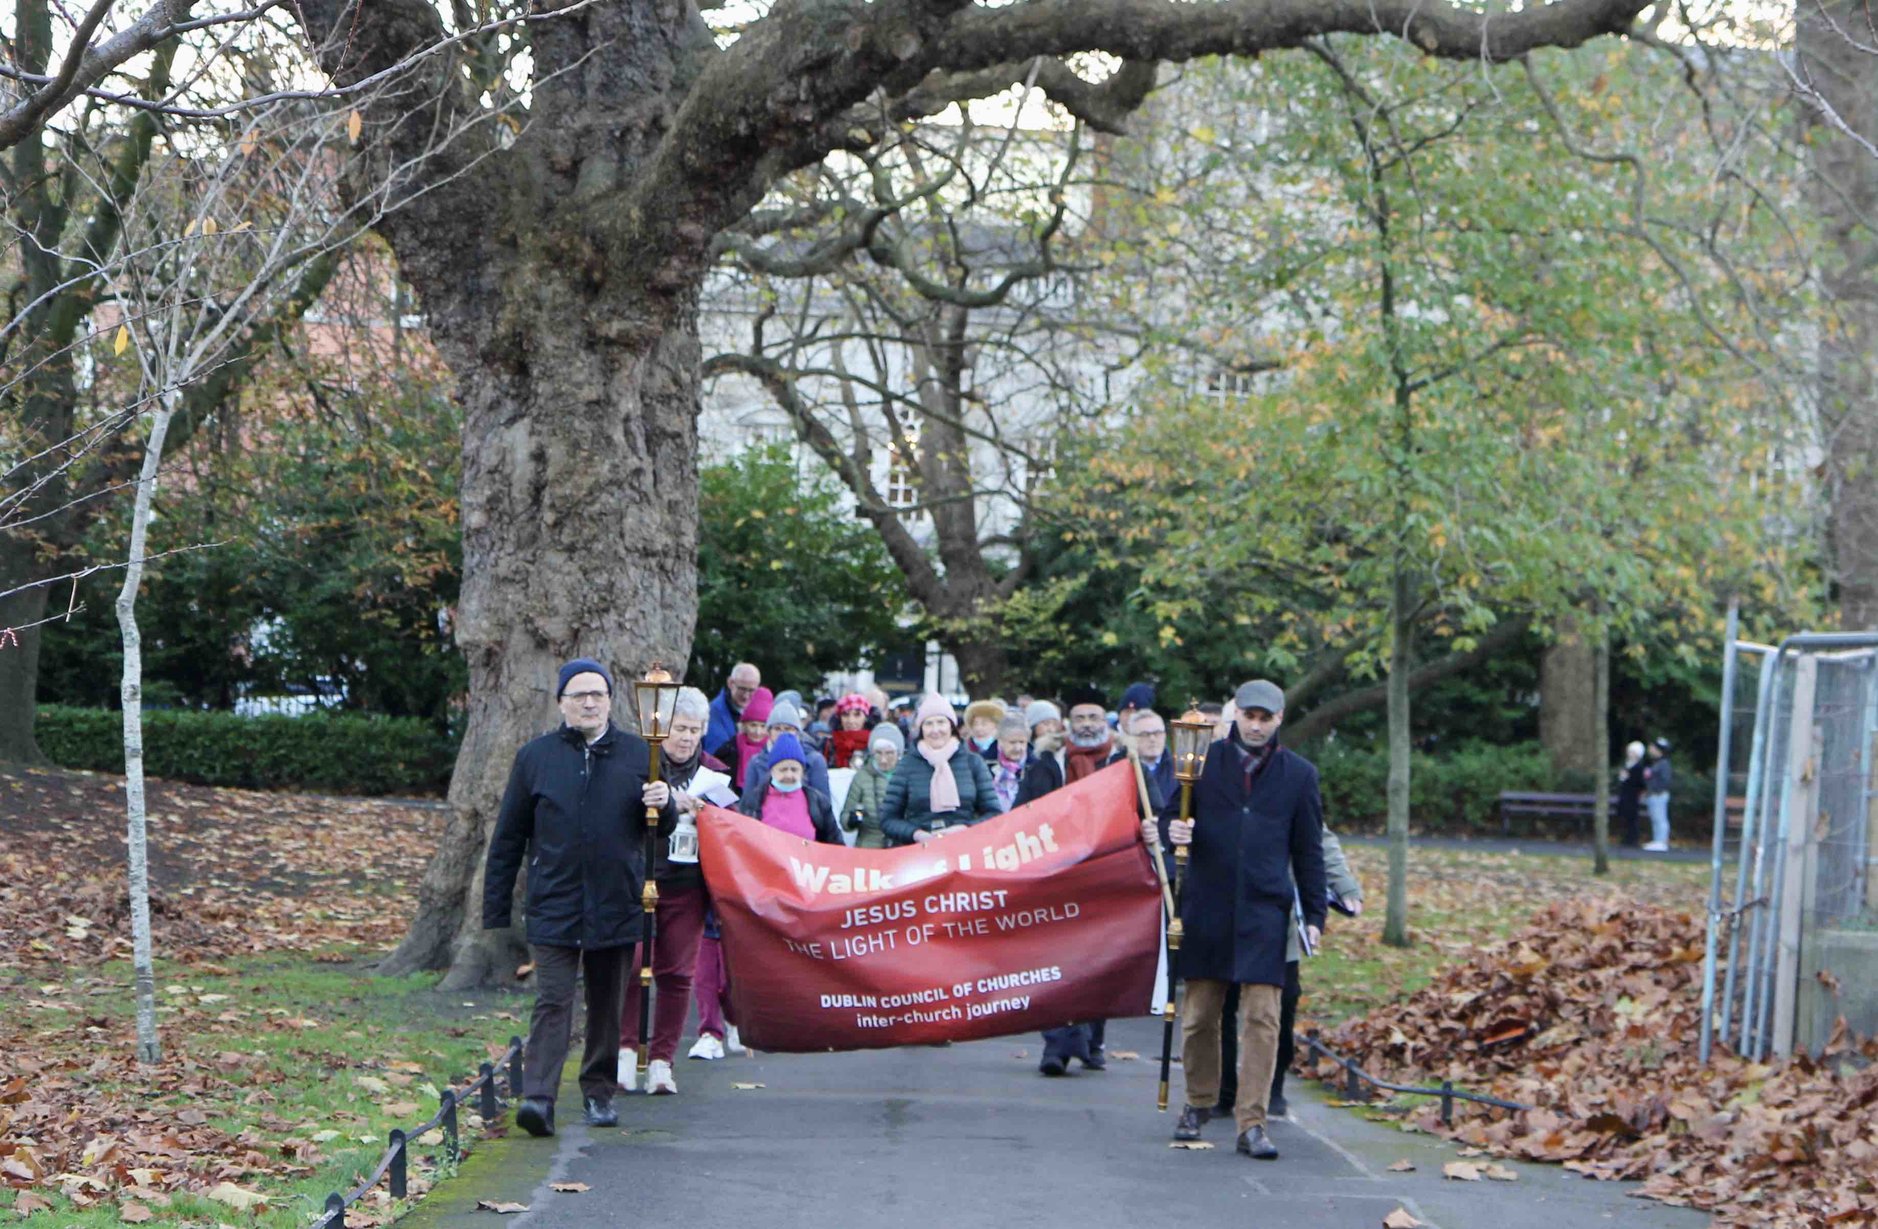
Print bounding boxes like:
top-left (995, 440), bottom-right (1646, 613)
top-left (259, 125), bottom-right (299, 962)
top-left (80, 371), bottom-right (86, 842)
top-left (0, 766), bottom-right (444, 975)
top-left (1309, 899), bottom-right (1878, 1227)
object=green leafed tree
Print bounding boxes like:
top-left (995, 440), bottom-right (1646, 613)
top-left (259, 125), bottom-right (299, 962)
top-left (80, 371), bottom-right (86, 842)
top-left (1051, 38), bottom-right (1818, 943)
top-left (690, 444), bottom-right (907, 701)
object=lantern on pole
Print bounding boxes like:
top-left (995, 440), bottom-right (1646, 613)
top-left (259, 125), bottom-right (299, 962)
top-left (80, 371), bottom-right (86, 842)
top-left (1155, 707), bottom-right (1214, 1111)
top-left (630, 665), bottom-right (683, 1080)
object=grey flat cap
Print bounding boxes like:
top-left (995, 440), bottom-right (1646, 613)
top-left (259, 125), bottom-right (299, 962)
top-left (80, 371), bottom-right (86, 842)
top-left (1234, 679), bottom-right (1286, 714)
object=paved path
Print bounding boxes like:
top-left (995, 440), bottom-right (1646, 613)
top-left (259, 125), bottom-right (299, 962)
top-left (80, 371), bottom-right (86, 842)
top-left (408, 1016), bottom-right (1709, 1229)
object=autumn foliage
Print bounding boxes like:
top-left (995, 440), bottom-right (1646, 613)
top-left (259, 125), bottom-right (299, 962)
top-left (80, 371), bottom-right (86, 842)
top-left (1312, 900), bottom-right (1878, 1226)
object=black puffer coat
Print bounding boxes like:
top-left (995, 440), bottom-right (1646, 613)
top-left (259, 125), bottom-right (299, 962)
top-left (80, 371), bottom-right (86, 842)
top-left (1176, 734), bottom-right (1326, 988)
top-left (482, 722), bottom-right (674, 949)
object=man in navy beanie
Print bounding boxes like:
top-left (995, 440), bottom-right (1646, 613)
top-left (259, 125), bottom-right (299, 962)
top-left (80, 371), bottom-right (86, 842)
top-left (484, 656), bottom-right (675, 1136)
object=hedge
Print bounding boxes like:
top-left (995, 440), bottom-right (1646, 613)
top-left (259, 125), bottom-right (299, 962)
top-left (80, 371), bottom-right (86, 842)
top-left (36, 705), bottom-right (456, 796)
top-left (1313, 740), bottom-right (1557, 834)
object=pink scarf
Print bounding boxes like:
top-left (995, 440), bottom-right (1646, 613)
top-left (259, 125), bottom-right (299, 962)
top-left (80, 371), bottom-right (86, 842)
top-left (917, 738), bottom-right (962, 813)
top-left (759, 787), bottom-right (816, 839)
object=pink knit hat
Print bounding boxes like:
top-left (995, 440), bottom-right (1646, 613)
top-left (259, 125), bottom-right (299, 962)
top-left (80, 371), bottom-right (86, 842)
top-left (914, 693), bottom-right (956, 729)
top-left (741, 687), bottom-right (774, 724)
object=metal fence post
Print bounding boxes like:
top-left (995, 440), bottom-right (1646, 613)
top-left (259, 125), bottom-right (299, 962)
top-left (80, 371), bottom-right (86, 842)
top-left (508, 1036), bottom-right (524, 1100)
top-left (1344, 1064), bottom-right (1363, 1101)
top-left (323, 1192), bottom-right (346, 1228)
top-left (388, 1128), bottom-right (408, 1199)
top-left (1440, 1080), bottom-right (1454, 1126)
top-left (479, 1062), bottom-right (498, 1120)
top-left (440, 1089), bottom-right (460, 1165)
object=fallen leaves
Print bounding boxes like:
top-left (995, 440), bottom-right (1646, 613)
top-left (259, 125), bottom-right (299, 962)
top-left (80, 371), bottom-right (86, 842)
top-left (1386, 1158), bottom-right (1415, 1172)
top-left (476, 1199), bottom-right (529, 1214)
top-left (1382, 1210), bottom-right (1423, 1229)
top-left (729, 1082), bottom-right (766, 1091)
top-left (550, 1181), bottom-right (590, 1193)
top-left (1168, 1140), bottom-right (1215, 1150)
top-left (1310, 899), bottom-right (1878, 1228)
top-left (203, 1180), bottom-right (268, 1210)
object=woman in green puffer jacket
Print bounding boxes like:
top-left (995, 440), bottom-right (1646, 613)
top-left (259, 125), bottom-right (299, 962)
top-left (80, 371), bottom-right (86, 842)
top-left (842, 722), bottom-right (903, 848)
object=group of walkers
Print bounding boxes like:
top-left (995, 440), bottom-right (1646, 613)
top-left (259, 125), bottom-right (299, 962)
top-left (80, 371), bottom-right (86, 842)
top-left (482, 656), bottom-right (1362, 1164)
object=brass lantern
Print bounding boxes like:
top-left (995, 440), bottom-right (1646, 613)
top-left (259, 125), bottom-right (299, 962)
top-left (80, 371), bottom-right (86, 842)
top-left (1169, 709), bottom-right (1212, 784)
top-left (633, 664), bottom-right (683, 745)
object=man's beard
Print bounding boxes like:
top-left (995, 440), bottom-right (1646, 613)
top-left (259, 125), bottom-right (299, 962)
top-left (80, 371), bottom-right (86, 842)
top-left (1069, 727), bottom-right (1110, 749)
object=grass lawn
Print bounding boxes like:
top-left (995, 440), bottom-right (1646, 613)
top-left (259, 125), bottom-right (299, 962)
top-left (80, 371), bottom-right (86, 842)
top-left (0, 953), bottom-right (530, 1226)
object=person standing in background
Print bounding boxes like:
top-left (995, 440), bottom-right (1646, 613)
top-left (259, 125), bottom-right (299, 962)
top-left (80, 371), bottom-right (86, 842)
top-left (1643, 738), bottom-right (1674, 851)
top-left (1616, 741), bottom-right (1647, 849)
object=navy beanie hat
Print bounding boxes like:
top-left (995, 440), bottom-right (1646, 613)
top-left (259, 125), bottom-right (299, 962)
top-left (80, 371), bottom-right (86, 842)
top-left (1120, 681), bottom-right (1157, 711)
top-left (556, 657), bottom-right (614, 698)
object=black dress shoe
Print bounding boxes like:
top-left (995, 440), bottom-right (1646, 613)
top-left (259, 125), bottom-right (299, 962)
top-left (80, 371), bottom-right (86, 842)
top-left (1268, 1092), bottom-right (1289, 1118)
top-left (1236, 1125), bottom-right (1278, 1159)
top-left (1038, 1054), bottom-right (1069, 1077)
top-left (582, 1095), bottom-right (618, 1127)
top-left (1173, 1104), bottom-right (1210, 1141)
top-left (1080, 1047), bottom-right (1107, 1071)
top-left (516, 1097), bottom-right (555, 1138)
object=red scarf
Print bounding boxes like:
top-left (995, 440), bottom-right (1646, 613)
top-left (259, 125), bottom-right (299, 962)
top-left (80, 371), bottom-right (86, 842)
top-left (1065, 737), bottom-right (1112, 784)
top-left (829, 728), bottom-right (872, 771)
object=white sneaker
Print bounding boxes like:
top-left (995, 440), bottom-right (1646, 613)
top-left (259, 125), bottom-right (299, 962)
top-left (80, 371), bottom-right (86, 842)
top-left (725, 1025), bottom-right (746, 1055)
top-left (616, 1048), bottom-right (638, 1091)
top-left (646, 1059), bottom-right (677, 1094)
top-left (1642, 842), bottom-right (1669, 852)
top-left (687, 1034), bottom-right (725, 1061)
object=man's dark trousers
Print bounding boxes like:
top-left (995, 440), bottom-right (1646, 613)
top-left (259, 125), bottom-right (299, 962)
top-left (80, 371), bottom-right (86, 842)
top-left (1218, 961), bottom-right (1302, 1109)
top-left (524, 944), bottom-right (627, 1103)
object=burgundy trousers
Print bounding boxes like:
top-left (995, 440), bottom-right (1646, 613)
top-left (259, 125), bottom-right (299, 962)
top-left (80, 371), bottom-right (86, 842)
top-left (619, 883), bottom-right (708, 1064)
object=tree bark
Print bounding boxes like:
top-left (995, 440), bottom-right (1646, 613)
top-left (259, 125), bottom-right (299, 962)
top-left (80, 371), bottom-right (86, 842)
top-left (1383, 561), bottom-right (1412, 948)
top-left (1592, 624), bottom-right (1610, 876)
top-left (0, 546), bottom-right (52, 765)
top-left (1539, 624), bottom-right (1600, 783)
top-left (1796, 0), bottom-right (1878, 631)
top-left (117, 393), bottom-right (174, 1066)
top-left (380, 300), bottom-right (703, 984)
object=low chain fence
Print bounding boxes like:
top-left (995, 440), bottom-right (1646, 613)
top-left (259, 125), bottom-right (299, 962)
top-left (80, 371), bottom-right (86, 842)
top-left (1302, 1030), bottom-right (1530, 1126)
top-left (310, 1036), bottom-right (522, 1229)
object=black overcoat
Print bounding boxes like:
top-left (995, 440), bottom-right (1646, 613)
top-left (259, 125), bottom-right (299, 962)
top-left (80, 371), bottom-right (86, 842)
top-left (1176, 738), bottom-right (1327, 987)
top-left (481, 722), bottom-right (673, 949)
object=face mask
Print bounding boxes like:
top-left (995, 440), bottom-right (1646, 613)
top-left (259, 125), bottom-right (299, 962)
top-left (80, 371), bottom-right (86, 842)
top-left (771, 775), bottom-right (804, 793)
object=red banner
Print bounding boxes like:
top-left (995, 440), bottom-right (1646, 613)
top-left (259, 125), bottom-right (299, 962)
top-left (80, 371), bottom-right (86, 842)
top-left (697, 761), bottom-right (1161, 1052)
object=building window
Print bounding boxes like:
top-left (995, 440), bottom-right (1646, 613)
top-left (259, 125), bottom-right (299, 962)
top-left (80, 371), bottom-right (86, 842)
top-left (1203, 364), bottom-right (1260, 401)
top-left (886, 450), bottom-right (918, 512)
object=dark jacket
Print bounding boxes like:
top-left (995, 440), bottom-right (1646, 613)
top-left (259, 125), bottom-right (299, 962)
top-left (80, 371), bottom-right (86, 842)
top-left (878, 747), bottom-right (1001, 844)
top-left (1013, 745), bottom-right (1154, 809)
top-left (1177, 735), bottom-right (1326, 988)
top-left (735, 781), bottom-right (847, 846)
top-left (482, 722), bottom-right (675, 949)
top-left (1616, 759), bottom-right (1647, 825)
top-left (706, 688), bottom-right (741, 753)
top-left (1645, 756), bottom-right (1673, 795)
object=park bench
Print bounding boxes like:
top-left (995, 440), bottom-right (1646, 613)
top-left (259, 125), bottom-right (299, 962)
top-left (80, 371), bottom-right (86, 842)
top-left (1495, 791), bottom-right (1748, 841)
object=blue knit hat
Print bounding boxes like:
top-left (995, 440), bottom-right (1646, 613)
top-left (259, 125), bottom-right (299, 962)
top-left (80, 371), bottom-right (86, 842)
top-left (556, 657), bottom-right (613, 698)
top-left (769, 731), bottom-right (806, 768)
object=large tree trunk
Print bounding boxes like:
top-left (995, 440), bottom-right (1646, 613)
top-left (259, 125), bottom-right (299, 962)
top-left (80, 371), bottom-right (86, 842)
top-left (1797, 0), bottom-right (1878, 630)
top-left (1539, 624), bottom-right (1599, 783)
top-left (379, 287), bottom-right (702, 985)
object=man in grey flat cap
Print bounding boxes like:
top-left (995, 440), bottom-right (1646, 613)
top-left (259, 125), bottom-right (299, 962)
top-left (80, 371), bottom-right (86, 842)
top-left (1166, 678), bottom-right (1325, 1161)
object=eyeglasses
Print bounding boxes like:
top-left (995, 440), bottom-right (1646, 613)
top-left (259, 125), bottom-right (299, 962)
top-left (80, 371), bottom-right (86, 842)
top-left (564, 690), bottom-right (610, 703)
